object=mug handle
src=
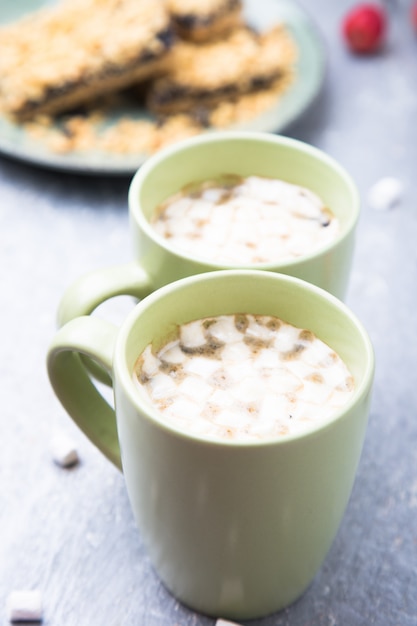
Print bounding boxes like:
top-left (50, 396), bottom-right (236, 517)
top-left (56, 262), bottom-right (152, 386)
top-left (57, 261), bottom-right (153, 327)
top-left (47, 316), bottom-right (122, 470)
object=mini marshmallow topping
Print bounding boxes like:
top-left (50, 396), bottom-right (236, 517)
top-left (151, 175), bottom-right (339, 264)
top-left (133, 314), bottom-right (355, 442)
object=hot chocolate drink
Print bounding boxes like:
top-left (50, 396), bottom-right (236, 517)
top-left (151, 175), bottom-right (339, 264)
top-left (133, 313), bottom-right (354, 441)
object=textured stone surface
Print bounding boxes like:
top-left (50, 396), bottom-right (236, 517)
top-left (1, 1), bottom-right (417, 625)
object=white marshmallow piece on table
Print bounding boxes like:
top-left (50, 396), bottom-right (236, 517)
top-left (7, 590), bottom-right (43, 622)
top-left (50, 431), bottom-right (79, 467)
top-left (367, 176), bottom-right (404, 211)
top-left (215, 620), bottom-right (243, 626)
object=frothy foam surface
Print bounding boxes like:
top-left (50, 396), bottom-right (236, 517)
top-left (151, 175), bottom-right (339, 264)
top-left (133, 314), bottom-right (355, 442)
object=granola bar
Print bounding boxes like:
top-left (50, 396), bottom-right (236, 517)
top-left (166, 0), bottom-right (243, 42)
top-left (0, 0), bottom-right (174, 120)
top-left (146, 24), bottom-right (297, 116)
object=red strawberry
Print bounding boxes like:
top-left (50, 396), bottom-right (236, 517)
top-left (342, 3), bottom-right (387, 54)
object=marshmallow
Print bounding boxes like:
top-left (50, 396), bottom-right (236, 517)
top-left (215, 620), bottom-right (243, 626)
top-left (7, 590), bottom-right (43, 623)
top-left (50, 432), bottom-right (79, 467)
top-left (367, 176), bottom-right (404, 211)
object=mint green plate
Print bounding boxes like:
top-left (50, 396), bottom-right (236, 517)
top-left (0, 0), bottom-right (325, 174)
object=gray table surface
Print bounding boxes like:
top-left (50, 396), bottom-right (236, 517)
top-left (1, 1), bottom-right (416, 624)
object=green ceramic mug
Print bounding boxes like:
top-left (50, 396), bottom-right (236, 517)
top-left (57, 131), bottom-right (359, 329)
top-left (47, 270), bottom-right (374, 620)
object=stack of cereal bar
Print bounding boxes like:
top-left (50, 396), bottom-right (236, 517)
top-left (0, 0), bottom-right (298, 155)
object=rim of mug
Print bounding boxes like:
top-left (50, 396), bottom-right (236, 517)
top-left (128, 131), bottom-right (361, 272)
top-left (114, 269), bottom-right (375, 448)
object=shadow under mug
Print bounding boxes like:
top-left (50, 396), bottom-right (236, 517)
top-left (57, 131), bottom-right (360, 330)
top-left (47, 270), bottom-right (374, 620)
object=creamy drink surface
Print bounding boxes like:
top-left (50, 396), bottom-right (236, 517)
top-left (151, 175), bottom-right (339, 264)
top-left (133, 314), bottom-right (355, 442)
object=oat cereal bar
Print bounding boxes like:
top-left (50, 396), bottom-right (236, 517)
top-left (146, 25), bottom-right (297, 116)
top-left (0, 0), bottom-right (174, 119)
top-left (166, 0), bottom-right (243, 42)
